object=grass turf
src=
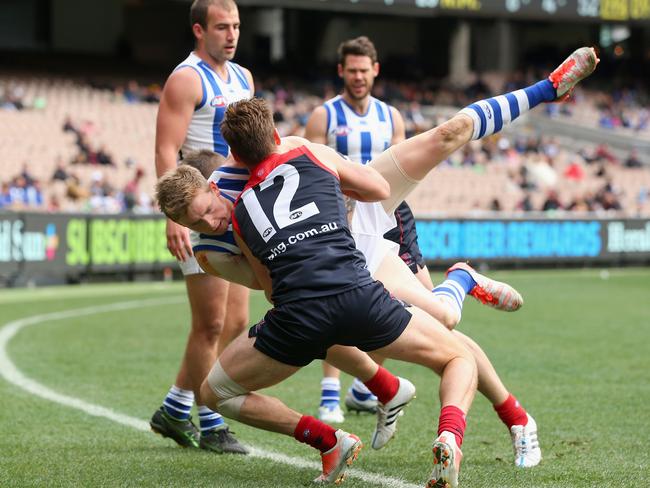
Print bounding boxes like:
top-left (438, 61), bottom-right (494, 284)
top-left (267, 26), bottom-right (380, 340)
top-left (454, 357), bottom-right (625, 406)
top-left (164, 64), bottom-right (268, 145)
top-left (1, 268), bottom-right (649, 487)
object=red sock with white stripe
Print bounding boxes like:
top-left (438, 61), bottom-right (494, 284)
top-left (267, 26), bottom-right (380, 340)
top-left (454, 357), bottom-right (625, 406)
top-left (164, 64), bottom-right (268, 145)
top-left (494, 394), bottom-right (529, 428)
top-left (363, 366), bottom-right (399, 404)
top-left (293, 415), bottom-right (338, 452)
top-left (437, 405), bottom-right (467, 448)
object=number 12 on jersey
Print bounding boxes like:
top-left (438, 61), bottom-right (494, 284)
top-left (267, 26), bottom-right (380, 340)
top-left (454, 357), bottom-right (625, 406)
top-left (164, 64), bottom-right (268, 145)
top-left (241, 164), bottom-right (321, 242)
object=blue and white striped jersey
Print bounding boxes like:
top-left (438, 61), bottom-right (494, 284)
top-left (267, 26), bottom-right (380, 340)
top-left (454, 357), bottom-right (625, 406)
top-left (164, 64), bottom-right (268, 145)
top-left (175, 52), bottom-right (251, 158)
top-left (323, 95), bottom-right (394, 165)
top-left (191, 165), bottom-right (250, 256)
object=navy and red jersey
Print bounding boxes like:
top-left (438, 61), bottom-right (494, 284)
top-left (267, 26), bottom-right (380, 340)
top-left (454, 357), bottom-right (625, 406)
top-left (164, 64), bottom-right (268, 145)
top-left (232, 146), bottom-right (373, 305)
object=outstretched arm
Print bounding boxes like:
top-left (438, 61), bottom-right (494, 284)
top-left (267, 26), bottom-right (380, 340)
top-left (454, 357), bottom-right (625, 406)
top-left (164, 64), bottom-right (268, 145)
top-left (307, 143), bottom-right (389, 202)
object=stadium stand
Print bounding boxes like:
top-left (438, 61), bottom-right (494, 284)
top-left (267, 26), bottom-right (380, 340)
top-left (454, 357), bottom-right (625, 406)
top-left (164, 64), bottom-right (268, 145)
top-left (1, 74), bottom-right (648, 217)
top-left (0, 76), bottom-right (158, 213)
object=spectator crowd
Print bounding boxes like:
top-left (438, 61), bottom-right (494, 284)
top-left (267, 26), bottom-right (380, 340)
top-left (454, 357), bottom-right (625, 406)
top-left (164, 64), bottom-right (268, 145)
top-left (1, 72), bottom-right (648, 217)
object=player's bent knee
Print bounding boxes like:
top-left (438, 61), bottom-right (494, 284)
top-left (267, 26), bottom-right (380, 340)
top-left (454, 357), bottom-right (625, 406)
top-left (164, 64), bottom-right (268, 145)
top-left (439, 310), bottom-right (461, 330)
top-left (449, 339), bottom-right (476, 366)
top-left (217, 395), bottom-right (248, 419)
top-left (205, 359), bottom-right (250, 420)
top-left (192, 316), bottom-right (225, 341)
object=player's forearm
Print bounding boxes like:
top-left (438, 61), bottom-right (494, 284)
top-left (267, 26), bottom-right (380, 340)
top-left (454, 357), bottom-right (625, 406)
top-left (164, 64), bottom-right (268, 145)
top-left (343, 168), bottom-right (390, 202)
top-left (155, 146), bottom-right (179, 178)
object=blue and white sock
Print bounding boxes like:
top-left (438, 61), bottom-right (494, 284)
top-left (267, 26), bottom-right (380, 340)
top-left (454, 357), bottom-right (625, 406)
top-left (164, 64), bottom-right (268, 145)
top-left (162, 385), bottom-right (194, 421)
top-left (460, 79), bottom-right (556, 140)
top-left (432, 270), bottom-right (477, 322)
top-left (320, 377), bottom-right (341, 408)
top-left (350, 378), bottom-right (376, 401)
top-left (198, 405), bottom-right (225, 433)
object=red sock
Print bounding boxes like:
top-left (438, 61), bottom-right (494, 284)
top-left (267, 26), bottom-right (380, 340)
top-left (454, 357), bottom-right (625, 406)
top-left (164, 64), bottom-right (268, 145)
top-left (437, 405), bottom-right (467, 448)
top-left (494, 394), bottom-right (528, 429)
top-left (293, 415), bottom-right (338, 453)
top-left (363, 366), bottom-right (399, 404)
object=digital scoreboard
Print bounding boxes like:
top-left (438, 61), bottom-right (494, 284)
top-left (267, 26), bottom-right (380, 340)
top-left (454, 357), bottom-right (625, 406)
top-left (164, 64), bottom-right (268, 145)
top-left (239, 0), bottom-right (650, 21)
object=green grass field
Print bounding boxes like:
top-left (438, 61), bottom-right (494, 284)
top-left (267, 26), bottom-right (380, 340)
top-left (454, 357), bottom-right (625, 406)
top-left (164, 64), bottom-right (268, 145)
top-left (1, 268), bottom-right (649, 487)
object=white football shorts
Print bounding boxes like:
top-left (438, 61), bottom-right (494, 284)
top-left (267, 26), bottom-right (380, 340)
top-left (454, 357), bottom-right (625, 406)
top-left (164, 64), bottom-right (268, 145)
top-left (350, 201), bottom-right (399, 275)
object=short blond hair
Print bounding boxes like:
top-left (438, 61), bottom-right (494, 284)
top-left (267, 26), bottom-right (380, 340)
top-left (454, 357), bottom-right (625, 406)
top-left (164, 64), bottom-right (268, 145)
top-left (156, 165), bottom-right (208, 222)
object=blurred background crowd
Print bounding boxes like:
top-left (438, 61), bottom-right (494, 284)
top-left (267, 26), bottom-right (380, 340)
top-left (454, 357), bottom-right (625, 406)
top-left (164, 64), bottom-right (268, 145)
top-left (2, 70), bottom-right (648, 217)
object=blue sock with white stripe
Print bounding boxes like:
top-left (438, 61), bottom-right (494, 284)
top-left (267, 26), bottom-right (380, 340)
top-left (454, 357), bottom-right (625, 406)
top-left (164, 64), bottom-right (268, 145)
top-left (198, 405), bottom-right (225, 433)
top-left (431, 270), bottom-right (477, 321)
top-left (162, 385), bottom-right (194, 421)
top-left (350, 378), bottom-right (376, 401)
top-left (460, 79), bottom-right (556, 140)
top-left (320, 377), bottom-right (341, 408)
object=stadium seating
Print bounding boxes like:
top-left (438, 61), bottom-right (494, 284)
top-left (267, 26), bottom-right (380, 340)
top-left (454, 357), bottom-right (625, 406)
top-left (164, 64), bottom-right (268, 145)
top-left (1, 75), bottom-right (648, 216)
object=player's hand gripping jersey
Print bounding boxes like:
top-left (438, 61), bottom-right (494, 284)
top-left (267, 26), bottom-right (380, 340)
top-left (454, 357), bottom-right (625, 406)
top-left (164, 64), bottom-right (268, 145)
top-left (231, 146), bottom-right (373, 305)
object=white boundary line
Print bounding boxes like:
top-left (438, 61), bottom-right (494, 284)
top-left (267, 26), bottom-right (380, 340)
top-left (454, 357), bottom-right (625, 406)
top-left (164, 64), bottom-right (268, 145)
top-left (0, 297), bottom-right (420, 488)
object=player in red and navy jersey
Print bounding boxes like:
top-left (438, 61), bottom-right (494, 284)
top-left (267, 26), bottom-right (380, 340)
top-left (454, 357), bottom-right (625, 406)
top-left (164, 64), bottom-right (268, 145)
top-left (207, 98), bottom-right (477, 487)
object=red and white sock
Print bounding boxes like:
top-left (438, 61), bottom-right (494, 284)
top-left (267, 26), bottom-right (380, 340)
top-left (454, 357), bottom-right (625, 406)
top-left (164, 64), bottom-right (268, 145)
top-left (494, 394), bottom-right (529, 429)
top-left (293, 415), bottom-right (337, 453)
top-left (438, 405), bottom-right (467, 448)
top-left (363, 366), bottom-right (399, 404)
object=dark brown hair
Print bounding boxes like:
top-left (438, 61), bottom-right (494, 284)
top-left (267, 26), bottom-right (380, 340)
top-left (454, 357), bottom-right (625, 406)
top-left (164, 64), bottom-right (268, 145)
top-left (220, 98), bottom-right (276, 167)
top-left (337, 36), bottom-right (378, 65)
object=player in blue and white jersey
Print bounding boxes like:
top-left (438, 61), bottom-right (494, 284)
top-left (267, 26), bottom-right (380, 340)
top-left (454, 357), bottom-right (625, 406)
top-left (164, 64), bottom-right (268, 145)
top-left (305, 36), bottom-right (437, 421)
top-left (151, 0), bottom-right (252, 455)
top-left (308, 37), bottom-right (431, 284)
top-left (188, 155), bottom-right (259, 304)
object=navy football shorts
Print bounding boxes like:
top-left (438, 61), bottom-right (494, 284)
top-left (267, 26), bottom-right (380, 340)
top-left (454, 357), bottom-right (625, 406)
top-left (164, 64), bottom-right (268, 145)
top-left (383, 201), bottom-right (426, 274)
top-left (248, 281), bottom-right (412, 367)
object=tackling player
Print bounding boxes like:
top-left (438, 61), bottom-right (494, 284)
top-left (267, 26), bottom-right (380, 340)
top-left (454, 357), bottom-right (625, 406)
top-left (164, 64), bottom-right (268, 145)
top-left (168, 97), bottom-right (479, 487)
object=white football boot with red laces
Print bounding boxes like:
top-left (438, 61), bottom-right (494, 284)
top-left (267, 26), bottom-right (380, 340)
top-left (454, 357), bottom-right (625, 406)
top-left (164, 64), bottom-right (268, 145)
top-left (549, 47), bottom-right (599, 101)
top-left (446, 262), bottom-right (523, 312)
